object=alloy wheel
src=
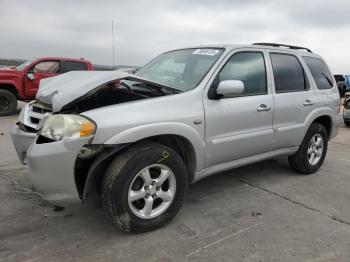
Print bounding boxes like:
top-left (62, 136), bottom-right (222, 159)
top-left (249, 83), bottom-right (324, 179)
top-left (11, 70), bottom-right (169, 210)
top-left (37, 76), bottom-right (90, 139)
top-left (128, 164), bottom-right (176, 219)
top-left (307, 133), bottom-right (324, 165)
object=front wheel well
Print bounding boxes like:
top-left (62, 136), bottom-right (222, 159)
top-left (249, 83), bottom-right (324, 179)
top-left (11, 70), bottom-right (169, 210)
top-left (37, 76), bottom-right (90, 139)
top-left (79, 135), bottom-right (197, 201)
top-left (0, 84), bottom-right (19, 99)
top-left (144, 134), bottom-right (196, 182)
top-left (312, 115), bottom-right (332, 139)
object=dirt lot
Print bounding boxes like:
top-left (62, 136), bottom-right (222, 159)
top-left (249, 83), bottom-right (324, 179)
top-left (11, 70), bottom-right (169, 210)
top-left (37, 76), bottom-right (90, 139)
top-left (1, 103), bottom-right (350, 262)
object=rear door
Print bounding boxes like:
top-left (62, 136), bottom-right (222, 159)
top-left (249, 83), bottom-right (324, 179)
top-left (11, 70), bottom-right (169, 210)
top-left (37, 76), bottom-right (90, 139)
top-left (269, 52), bottom-right (320, 149)
top-left (204, 49), bottom-right (275, 167)
top-left (24, 60), bottom-right (61, 97)
top-left (61, 61), bottom-right (88, 73)
top-left (302, 56), bottom-right (339, 116)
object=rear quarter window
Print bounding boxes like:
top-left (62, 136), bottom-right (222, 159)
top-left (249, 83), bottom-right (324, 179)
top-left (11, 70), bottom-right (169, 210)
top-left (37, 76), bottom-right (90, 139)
top-left (302, 56), bottom-right (334, 90)
top-left (62, 61), bottom-right (88, 73)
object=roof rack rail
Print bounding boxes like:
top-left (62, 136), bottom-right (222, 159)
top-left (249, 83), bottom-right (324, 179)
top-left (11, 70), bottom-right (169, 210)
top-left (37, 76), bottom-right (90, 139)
top-left (252, 43), bottom-right (312, 53)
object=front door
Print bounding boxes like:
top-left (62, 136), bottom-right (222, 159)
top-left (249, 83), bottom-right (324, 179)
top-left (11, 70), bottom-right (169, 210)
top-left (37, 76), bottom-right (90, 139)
top-left (204, 50), bottom-right (274, 167)
top-left (24, 60), bottom-right (60, 97)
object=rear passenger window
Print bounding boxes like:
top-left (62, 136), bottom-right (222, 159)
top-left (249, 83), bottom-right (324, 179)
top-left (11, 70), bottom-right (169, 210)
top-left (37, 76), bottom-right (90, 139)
top-left (218, 52), bottom-right (267, 95)
top-left (303, 57), bottom-right (333, 89)
top-left (270, 53), bottom-right (307, 93)
top-left (62, 61), bottom-right (88, 73)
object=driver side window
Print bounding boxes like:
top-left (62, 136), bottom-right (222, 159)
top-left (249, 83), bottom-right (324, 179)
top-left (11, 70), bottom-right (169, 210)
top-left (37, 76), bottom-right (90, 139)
top-left (218, 52), bottom-right (267, 96)
top-left (33, 61), bottom-right (60, 74)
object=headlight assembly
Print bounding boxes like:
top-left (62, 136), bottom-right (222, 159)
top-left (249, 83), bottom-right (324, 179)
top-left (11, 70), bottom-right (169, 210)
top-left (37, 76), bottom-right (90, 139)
top-left (39, 114), bottom-right (96, 141)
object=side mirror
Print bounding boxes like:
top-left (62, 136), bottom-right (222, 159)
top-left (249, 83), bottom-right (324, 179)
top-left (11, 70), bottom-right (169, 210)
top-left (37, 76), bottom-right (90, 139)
top-left (26, 72), bottom-right (35, 81)
top-left (216, 80), bottom-right (244, 97)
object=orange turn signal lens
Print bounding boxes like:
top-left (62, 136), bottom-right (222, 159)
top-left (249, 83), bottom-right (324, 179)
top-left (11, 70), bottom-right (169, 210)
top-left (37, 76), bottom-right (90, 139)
top-left (80, 121), bottom-right (96, 137)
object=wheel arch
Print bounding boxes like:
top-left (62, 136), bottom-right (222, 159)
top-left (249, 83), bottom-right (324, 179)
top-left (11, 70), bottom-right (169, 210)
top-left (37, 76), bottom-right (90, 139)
top-left (81, 133), bottom-right (199, 201)
top-left (304, 107), bottom-right (335, 141)
top-left (0, 83), bottom-right (19, 99)
top-left (312, 115), bottom-right (332, 139)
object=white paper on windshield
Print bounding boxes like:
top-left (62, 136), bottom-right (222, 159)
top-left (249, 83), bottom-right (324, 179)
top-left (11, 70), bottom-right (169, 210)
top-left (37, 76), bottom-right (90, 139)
top-left (192, 49), bottom-right (220, 56)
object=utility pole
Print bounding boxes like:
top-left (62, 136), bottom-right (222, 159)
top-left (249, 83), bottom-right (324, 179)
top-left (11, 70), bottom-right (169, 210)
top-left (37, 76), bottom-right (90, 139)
top-left (112, 20), bottom-right (116, 70)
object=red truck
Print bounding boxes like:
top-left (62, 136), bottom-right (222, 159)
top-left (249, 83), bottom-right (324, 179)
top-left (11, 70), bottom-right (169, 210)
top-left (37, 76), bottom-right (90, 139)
top-left (0, 57), bottom-right (93, 116)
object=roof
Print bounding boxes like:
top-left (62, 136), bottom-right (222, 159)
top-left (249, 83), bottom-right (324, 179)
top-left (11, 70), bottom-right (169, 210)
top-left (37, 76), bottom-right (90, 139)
top-left (35, 57), bottom-right (92, 63)
top-left (168, 43), bottom-right (321, 57)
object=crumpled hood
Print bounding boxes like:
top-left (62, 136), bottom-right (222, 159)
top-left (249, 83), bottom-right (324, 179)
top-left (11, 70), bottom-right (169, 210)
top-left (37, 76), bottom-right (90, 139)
top-left (36, 70), bottom-right (159, 112)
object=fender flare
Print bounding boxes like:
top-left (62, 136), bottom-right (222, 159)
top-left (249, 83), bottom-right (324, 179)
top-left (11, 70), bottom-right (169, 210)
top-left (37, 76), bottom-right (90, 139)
top-left (304, 107), bottom-right (334, 135)
top-left (103, 122), bottom-right (205, 170)
top-left (82, 144), bottom-right (129, 201)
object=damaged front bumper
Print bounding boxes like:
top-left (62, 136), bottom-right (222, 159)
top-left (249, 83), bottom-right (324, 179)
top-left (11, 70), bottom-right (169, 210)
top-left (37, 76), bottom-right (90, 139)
top-left (10, 102), bottom-right (52, 163)
top-left (10, 125), bottom-right (36, 163)
top-left (10, 102), bottom-right (92, 200)
top-left (11, 122), bottom-right (93, 201)
top-left (23, 135), bottom-right (92, 201)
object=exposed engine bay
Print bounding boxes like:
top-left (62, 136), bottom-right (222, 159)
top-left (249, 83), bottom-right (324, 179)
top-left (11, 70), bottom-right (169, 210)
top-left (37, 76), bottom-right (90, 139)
top-left (60, 81), bottom-right (166, 113)
top-left (56, 81), bottom-right (177, 114)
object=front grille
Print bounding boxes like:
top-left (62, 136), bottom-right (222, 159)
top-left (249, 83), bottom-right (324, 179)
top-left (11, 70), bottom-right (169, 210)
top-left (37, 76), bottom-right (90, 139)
top-left (18, 122), bottom-right (36, 133)
top-left (27, 102), bottom-right (52, 127)
top-left (17, 102), bottom-right (52, 134)
top-left (32, 105), bottom-right (51, 114)
top-left (30, 117), bottom-right (40, 124)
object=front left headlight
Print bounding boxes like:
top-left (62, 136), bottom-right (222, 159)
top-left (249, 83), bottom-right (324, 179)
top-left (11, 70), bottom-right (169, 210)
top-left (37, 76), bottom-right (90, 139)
top-left (39, 114), bottom-right (96, 141)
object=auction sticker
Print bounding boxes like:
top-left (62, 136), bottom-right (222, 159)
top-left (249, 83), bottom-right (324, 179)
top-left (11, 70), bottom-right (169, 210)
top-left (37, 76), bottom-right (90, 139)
top-left (192, 49), bottom-right (220, 56)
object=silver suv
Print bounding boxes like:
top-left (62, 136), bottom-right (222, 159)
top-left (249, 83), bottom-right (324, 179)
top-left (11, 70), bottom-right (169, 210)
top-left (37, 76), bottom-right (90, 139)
top-left (11, 43), bottom-right (341, 232)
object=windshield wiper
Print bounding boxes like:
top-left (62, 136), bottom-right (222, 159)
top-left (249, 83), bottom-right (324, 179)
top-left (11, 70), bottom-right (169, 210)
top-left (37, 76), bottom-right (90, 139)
top-left (132, 82), bottom-right (182, 94)
top-left (120, 81), bottom-right (133, 92)
top-left (322, 73), bottom-right (333, 87)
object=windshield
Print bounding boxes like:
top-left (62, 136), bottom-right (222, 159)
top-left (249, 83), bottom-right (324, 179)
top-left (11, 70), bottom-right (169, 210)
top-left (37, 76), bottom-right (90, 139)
top-left (135, 48), bottom-right (224, 91)
top-left (16, 59), bottom-right (35, 71)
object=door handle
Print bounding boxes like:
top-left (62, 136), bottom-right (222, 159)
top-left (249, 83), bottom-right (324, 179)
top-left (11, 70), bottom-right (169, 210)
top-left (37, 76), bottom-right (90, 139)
top-left (257, 104), bottom-right (271, 112)
top-left (303, 99), bottom-right (314, 106)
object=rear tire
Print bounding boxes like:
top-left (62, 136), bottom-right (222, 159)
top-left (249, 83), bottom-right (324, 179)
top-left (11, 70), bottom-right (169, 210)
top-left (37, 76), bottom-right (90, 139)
top-left (288, 123), bottom-right (328, 174)
top-left (0, 89), bottom-right (17, 116)
top-left (101, 142), bottom-right (188, 232)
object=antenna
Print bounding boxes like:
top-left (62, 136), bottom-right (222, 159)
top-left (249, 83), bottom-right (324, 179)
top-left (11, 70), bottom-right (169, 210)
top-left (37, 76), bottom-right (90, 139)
top-left (112, 20), bottom-right (116, 69)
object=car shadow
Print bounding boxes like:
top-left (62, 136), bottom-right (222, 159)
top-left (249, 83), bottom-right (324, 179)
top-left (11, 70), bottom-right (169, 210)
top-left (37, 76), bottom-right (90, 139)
top-left (54, 156), bottom-right (297, 235)
top-left (188, 156), bottom-right (297, 195)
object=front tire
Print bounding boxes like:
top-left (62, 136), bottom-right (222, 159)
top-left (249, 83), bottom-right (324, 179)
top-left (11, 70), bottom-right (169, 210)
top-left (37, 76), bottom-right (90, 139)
top-left (101, 142), bottom-right (188, 232)
top-left (288, 123), bottom-right (328, 174)
top-left (0, 89), bottom-right (17, 116)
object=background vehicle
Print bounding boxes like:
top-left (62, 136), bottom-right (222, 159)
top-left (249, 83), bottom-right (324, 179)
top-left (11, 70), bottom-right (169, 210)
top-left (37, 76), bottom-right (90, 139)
top-left (0, 57), bottom-right (93, 116)
top-left (11, 43), bottom-right (341, 232)
top-left (334, 75), bottom-right (346, 97)
top-left (344, 96), bottom-right (350, 126)
top-left (334, 74), bottom-right (350, 97)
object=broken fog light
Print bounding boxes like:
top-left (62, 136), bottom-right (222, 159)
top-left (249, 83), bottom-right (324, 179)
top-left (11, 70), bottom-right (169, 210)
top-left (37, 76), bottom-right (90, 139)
top-left (39, 114), bottom-right (96, 141)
